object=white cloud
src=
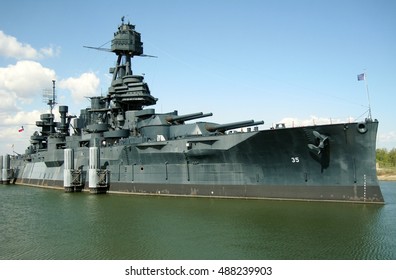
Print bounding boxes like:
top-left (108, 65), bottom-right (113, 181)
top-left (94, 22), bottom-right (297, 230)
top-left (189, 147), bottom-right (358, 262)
top-left (0, 30), bottom-right (60, 60)
top-left (0, 90), bottom-right (19, 112)
top-left (1, 110), bottom-right (42, 126)
top-left (378, 131), bottom-right (396, 149)
top-left (59, 72), bottom-right (100, 103)
top-left (0, 125), bottom-right (30, 155)
top-left (0, 31), bottom-right (100, 155)
top-left (0, 110), bottom-right (44, 156)
top-left (0, 60), bottom-right (56, 101)
top-left (39, 45), bottom-right (61, 58)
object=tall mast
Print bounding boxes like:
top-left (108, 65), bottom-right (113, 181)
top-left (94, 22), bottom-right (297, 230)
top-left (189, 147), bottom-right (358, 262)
top-left (108, 18), bottom-right (157, 111)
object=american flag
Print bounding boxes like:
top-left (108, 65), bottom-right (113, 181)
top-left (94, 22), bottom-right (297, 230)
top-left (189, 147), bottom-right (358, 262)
top-left (357, 73), bottom-right (365, 81)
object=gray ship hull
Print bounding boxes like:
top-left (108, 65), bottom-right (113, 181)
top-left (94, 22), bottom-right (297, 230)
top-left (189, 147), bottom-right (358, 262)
top-left (10, 120), bottom-right (383, 203)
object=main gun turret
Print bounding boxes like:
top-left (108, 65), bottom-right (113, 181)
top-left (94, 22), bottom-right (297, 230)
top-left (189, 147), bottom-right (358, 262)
top-left (206, 120), bottom-right (264, 133)
top-left (166, 112), bottom-right (213, 124)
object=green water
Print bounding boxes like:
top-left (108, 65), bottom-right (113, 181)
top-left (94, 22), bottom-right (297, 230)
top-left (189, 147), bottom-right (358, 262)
top-left (1, 182), bottom-right (395, 260)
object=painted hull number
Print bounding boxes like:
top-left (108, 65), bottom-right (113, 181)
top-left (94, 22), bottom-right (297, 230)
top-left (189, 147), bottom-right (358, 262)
top-left (291, 157), bottom-right (300, 163)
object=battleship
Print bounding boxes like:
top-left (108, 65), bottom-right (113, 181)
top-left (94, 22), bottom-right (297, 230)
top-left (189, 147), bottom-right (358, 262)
top-left (1, 19), bottom-right (384, 203)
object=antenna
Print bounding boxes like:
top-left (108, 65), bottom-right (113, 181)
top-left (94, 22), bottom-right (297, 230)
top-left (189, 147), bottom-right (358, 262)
top-left (42, 80), bottom-right (57, 114)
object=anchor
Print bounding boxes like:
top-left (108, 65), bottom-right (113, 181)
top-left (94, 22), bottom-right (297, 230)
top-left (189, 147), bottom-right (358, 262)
top-left (307, 130), bottom-right (330, 171)
top-left (308, 131), bottom-right (329, 154)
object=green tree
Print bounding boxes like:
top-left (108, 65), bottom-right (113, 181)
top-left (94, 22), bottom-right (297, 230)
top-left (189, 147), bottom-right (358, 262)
top-left (376, 148), bottom-right (388, 166)
top-left (376, 148), bottom-right (396, 167)
top-left (389, 148), bottom-right (396, 167)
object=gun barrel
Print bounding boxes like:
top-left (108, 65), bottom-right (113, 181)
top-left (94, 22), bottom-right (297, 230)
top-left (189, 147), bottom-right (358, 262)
top-left (206, 120), bottom-right (264, 132)
top-left (166, 112), bottom-right (213, 123)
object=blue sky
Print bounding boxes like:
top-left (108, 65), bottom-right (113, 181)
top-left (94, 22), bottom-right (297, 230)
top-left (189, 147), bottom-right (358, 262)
top-left (0, 0), bottom-right (395, 155)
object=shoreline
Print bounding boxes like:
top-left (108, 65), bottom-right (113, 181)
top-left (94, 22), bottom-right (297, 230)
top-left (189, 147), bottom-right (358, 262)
top-left (378, 175), bottom-right (396, 181)
top-left (377, 167), bottom-right (396, 181)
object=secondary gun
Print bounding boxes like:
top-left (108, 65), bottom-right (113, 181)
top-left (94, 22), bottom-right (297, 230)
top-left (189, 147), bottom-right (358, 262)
top-left (206, 120), bottom-right (264, 133)
top-left (166, 112), bottom-right (213, 124)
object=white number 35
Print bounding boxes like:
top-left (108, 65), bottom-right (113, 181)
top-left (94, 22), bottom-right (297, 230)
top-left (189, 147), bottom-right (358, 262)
top-left (291, 157), bottom-right (300, 163)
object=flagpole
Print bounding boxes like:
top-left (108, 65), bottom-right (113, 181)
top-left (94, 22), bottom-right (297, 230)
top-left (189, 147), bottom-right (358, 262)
top-left (364, 71), bottom-right (372, 120)
top-left (358, 71), bottom-right (372, 120)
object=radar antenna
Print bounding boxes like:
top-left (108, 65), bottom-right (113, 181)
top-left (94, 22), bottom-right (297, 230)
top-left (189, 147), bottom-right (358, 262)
top-left (42, 80), bottom-right (57, 114)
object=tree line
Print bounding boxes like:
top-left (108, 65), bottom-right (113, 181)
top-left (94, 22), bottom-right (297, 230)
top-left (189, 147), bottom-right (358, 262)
top-left (376, 148), bottom-right (396, 168)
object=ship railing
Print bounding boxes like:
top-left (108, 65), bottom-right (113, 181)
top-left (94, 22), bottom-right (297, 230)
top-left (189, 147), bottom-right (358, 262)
top-left (271, 117), bottom-right (371, 129)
